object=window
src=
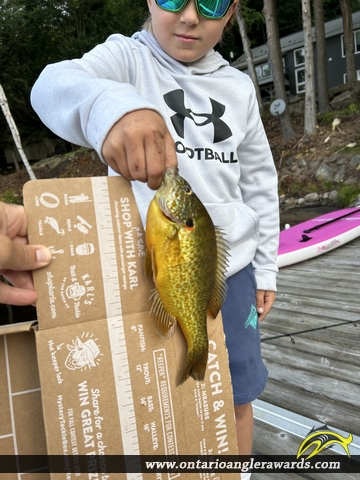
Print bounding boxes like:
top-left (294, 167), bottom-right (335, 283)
top-left (260, 63), bottom-right (271, 78)
top-left (343, 70), bottom-right (360, 83)
top-left (341, 30), bottom-right (360, 57)
top-left (294, 48), bottom-right (305, 66)
top-left (255, 63), bottom-right (271, 80)
top-left (355, 31), bottom-right (360, 53)
top-left (296, 68), bottom-right (305, 93)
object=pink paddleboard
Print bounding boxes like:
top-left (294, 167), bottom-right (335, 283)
top-left (277, 207), bottom-right (360, 268)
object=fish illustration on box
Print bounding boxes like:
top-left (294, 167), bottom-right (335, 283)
top-left (145, 167), bottom-right (229, 385)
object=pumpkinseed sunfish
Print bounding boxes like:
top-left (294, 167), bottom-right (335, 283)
top-left (145, 166), bottom-right (229, 385)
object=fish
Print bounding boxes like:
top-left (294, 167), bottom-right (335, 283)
top-left (145, 166), bottom-right (229, 385)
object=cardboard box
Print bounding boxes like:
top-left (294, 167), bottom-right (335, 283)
top-left (0, 320), bottom-right (50, 478)
top-left (4, 176), bottom-right (238, 478)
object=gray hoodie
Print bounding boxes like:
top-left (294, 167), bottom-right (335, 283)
top-left (31, 30), bottom-right (279, 290)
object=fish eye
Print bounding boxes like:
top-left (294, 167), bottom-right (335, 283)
top-left (183, 185), bottom-right (192, 195)
top-left (186, 218), bottom-right (194, 228)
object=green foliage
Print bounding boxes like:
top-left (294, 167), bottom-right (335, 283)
top-left (341, 103), bottom-right (360, 116)
top-left (336, 185), bottom-right (360, 208)
top-left (319, 103), bottom-right (360, 125)
top-left (0, 190), bottom-right (22, 204)
top-left (240, 0), bottom-right (264, 35)
top-left (0, 0), bottom-right (148, 150)
top-left (319, 111), bottom-right (336, 125)
top-left (278, 174), bottom-right (320, 198)
top-left (323, 181), bottom-right (335, 190)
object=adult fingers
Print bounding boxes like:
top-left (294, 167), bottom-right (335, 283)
top-left (0, 280), bottom-right (38, 306)
top-left (0, 235), bottom-right (51, 272)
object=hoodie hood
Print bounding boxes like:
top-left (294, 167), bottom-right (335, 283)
top-left (132, 30), bottom-right (229, 75)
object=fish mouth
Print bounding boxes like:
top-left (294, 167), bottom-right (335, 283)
top-left (163, 166), bottom-right (179, 185)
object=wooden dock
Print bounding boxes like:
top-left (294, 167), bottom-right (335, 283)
top-left (252, 236), bottom-right (360, 479)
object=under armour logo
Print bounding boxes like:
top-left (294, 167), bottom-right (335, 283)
top-left (164, 89), bottom-right (232, 143)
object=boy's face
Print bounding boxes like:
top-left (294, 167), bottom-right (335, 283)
top-left (147, 0), bottom-right (238, 63)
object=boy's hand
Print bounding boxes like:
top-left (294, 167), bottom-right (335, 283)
top-left (256, 290), bottom-right (276, 322)
top-left (102, 110), bottom-right (178, 190)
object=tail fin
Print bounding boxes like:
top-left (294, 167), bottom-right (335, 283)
top-left (177, 344), bottom-right (208, 386)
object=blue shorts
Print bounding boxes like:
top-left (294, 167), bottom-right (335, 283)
top-left (221, 263), bottom-right (268, 405)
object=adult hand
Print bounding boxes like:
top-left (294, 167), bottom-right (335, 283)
top-left (256, 290), bottom-right (276, 322)
top-left (0, 202), bottom-right (51, 306)
top-left (102, 109), bottom-right (178, 190)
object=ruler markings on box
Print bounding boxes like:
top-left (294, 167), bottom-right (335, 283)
top-left (91, 177), bottom-right (142, 478)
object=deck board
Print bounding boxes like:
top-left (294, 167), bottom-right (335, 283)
top-left (254, 236), bottom-right (360, 459)
top-left (252, 420), bottom-right (359, 480)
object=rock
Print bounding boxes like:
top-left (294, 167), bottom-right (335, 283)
top-left (334, 164), bottom-right (346, 182)
top-left (325, 155), bottom-right (338, 164)
top-left (285, 197), bottom-right (297, 207)
top-left (304, 193), bottom-right (319, 203)
top-left (344, 177), bottom-right (358, 185)
top-left (297, 158), bottom-right (307, 168)
top-left (350, 155), bottom-right (360, 167)
top-left (329, 190), bottom-right (338, 201)
top-left (330, 90), bottom-right (354, 110)
top-left (336, 156), bottom-right (348, 165)
top-left (315, 163), bottom-right (334, 182)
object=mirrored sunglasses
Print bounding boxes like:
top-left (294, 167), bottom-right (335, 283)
top-left (155, 0), bottom-right (234, 19)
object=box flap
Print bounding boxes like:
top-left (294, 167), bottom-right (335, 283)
top-left (0, 320), bottom-right (37, 336)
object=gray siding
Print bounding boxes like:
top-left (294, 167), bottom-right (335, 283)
top-left (233, 11), bottom-right (360, 99)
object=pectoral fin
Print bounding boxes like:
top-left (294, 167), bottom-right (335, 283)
top-left (208, 227), bottom-right (229, 319)
top-left (149, 289), bottom-right (177, 339)
top-left (145, 246), bottom-right (158, 286)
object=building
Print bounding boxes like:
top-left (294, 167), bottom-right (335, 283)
top-left (232, 10), bottom-right (360, 100)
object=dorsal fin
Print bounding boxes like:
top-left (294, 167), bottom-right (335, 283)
top-left (149, 289), bottom-right (177, 339)
top-left (208, 227), bottom-right (229, 319)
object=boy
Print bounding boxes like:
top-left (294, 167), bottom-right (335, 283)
top-left (31, 0), bottom-right (279, 471)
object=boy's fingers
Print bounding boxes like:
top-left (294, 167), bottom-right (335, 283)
top-left (145, 129), bottom-right (177, 190)
top-left (144, 130), bottom-right (169, 190)
top-left (164, 130), bottom-right (178, 168)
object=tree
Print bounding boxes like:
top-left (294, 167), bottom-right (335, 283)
top-left (0, 0), bottom-right (148, 151)
top-left (235, 1), bottom-right (263, 111)
top-left (302, 0), bottom-right (317, 135)
top-left (340, 0), bottom-right (357, 86)
top-left (0, 84), bottom-right (36, 179)
top-left (262, 0), bottom-right (296, 141)
top-left (313, 0), bottom-right (331, 114)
